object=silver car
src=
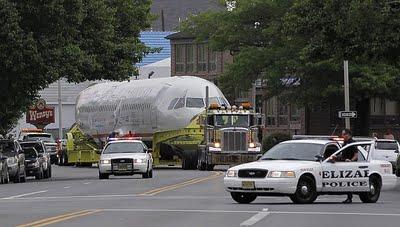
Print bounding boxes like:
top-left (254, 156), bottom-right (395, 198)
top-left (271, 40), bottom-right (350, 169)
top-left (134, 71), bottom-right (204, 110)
top-left (98, 140), bottom-right (153, 179)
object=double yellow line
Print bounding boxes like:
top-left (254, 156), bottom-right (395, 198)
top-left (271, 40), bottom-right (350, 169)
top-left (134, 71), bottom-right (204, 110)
top-left (140, 171), bottom-right (223, 196)
top-left (17, 209), bottom-right (102, 227)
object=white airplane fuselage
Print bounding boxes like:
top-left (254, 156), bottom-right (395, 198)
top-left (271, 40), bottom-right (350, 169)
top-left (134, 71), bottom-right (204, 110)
top-left (76, 76), bottom-right (229, 139)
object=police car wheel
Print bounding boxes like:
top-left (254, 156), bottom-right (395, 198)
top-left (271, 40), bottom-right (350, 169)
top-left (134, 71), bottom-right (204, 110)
top-left (290, 175), bottom-right (317, 204)
top-left (359, 175), bottom-right (381, 203)
top-left (230, 192), bottom-right (257, 204)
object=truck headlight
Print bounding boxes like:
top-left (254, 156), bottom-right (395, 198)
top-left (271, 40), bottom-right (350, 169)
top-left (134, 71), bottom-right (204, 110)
top-left (226, 170), bottom-right (237, 177)
top-left (249, 142), bottom-right (255, 148)
top-left (214, 142), bottom-right (220, 148)
top-left (100, 159), bottom-right (110, 164)
top-left (134, 159), bottom-right (144, 164)
top-left (268, 171), bottom-right (296, 178)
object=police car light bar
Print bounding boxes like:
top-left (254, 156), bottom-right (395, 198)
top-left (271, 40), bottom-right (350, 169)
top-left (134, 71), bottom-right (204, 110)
top-left (108, 137), bottom-right (142, 141)
top-left (292, 135), bottom-right (342, 141)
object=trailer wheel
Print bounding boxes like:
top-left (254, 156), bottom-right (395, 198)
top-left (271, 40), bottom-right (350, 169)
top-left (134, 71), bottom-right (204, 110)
top-left (182, 150), bottom-right (197, 170)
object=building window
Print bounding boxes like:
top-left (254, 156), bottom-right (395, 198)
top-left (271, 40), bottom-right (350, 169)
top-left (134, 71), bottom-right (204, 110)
top-left (385, 100), bottom-right (398, 115)
top-left (278, 100), bottom-right (288, 126)
top-left (266, 97), bottom-right (276, 126)
top-left (290, 105), bottom-right (301, 122)
top-left (209, 49), bottom-right (216, 72)
top-left (197, 44), bottom-right (207, 72)
top-left (370, 97), bottom-right (385, 116)
top-left (186, 44), bottom-right (195, 73)
top-left (175, 44), bottom-right (185, 73)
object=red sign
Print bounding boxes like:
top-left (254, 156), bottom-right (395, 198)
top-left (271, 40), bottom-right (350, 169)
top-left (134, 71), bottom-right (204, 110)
top-left (26, 99), bottom-right (55, 126)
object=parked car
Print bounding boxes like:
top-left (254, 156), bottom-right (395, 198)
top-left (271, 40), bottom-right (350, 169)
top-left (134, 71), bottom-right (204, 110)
top-left (19, 129), bottom-right (58, 164)
top-left (20, 141), bottom-right (52, 178)
top-left (0, 153), bottom-right (10, 184)
top-left (0, 139), bottom-right (26, 183)
top-left (371, 139), bottom-right (399, 173)
top-left (23, 147), bottom-right (46, 180)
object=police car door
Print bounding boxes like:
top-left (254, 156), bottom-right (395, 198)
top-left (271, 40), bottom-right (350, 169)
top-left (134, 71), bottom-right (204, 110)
top-left (321, 143), bottom-right (370, 192)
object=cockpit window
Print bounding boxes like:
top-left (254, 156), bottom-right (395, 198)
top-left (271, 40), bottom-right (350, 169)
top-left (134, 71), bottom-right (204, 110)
top-left (219, 97), bottom-right (229, 106)
top-left (168, 98), bottom-right (179, 110)
top-left (174, 98), bottom-right (185, 109)
top-left (186, 98), bottom-right (204, 108)
top-left (209, 97), bottom-right (220, 105)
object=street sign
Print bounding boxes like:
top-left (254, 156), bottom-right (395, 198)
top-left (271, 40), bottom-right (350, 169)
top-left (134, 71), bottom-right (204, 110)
top-left (338, 111), bottom-right (357, 118)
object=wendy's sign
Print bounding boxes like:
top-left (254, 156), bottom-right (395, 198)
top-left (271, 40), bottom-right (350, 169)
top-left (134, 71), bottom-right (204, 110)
top-left (26, 99), bottom-right (55, 128)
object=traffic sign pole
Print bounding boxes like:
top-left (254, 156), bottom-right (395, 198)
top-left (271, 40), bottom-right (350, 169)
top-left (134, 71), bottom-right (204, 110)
top-left (344, 60), bottom-right (350, 129)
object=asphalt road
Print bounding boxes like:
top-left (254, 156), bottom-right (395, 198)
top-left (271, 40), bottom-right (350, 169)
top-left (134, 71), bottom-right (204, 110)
top-left (0, 165), bottom-right (400, 227)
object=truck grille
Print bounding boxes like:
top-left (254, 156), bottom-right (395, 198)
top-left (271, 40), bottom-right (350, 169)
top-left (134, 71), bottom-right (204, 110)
top-left (238, 169), bottom-right (268, 178)
top-left (221, 130), bottom-right (247, 152)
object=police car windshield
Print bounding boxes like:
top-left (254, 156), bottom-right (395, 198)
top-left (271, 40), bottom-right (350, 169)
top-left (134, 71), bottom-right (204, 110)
top-left (215, 115), bottom-right (249, 127)
top-left (261, 143), bottom-right (323, 161)
top-left (103, 142), bottom-right (144, 154)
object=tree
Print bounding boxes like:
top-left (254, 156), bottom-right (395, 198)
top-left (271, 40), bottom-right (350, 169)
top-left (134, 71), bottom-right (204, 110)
top-left (0, 0), bottom-right (154, 134)
top-left (182, 0), bottom-right (400, 135)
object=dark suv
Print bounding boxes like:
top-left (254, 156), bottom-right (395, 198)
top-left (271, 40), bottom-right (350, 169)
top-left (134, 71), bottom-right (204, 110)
top-left (0, 139), bottom-right (26, 183)
top-left (20, 141), bottom-right (52, 178)
top-left (22, 147), bottom-right (45, 179)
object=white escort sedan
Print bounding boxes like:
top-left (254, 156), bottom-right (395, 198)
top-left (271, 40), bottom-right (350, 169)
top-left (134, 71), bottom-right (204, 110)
top-left (224, 139), bottom-right (397, 204)
top-left (98, 139), bottom-right (153, 179)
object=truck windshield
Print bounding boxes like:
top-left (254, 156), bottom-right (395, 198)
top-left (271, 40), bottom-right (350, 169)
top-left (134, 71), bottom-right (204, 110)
top-left (261, 143), bottom-right (324, 161)
top-left (215, 115), bottom-right (249, 127)
top-left (25, 134), bottom-right (55, 143)
top-left (103, 142), bottom-right (144, 154)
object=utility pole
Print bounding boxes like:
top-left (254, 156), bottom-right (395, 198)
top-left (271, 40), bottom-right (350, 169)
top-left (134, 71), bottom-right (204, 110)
top-left (344, 60), bottom-right (350, 129)
top-left (57, 79), bottom-right (63, 140)
top-left (252, 81), bottom-right (256, 110)
top-left (204, 86), bottom-right (209, 144)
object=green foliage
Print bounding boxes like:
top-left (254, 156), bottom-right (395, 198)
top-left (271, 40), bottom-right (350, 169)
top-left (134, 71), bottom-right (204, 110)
top-left (262, 133), bottom-right (291, 153)
top-left (181, 0), bottom-right (400, 105)
top-left (0, 0), bottom-right (153, 134)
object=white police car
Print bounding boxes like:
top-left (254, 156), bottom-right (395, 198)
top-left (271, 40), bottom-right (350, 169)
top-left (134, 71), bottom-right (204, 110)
top-left (98, 139), bottom-right (153, 179)
top-left (224, 139), bottom-right (397, 204)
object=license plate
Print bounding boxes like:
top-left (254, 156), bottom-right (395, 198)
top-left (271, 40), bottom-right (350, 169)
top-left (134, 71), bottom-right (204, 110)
top-left (242, 181), bottom-right (255, 189)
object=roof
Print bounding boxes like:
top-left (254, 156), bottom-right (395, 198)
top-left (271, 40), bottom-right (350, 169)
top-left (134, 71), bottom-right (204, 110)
top-left (165, 32), bottom-right (195, 40)
top-left (137, 31), bottom-right (174, 67)
top-left (39, 79), bottom-right (96, 104)
top-left (149, 0), bottom-right (223, 31)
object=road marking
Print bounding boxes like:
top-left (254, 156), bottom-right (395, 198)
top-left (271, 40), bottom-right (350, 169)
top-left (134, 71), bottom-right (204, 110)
top-left (99, 208), bottom-right (400, 218)
top-left (83, 182), bottom-right (92, 185)
top-left (16, 209), bottom-right (102, 227)
top-left (270, 211), bottom-right (400, 217)
top-left (240, 208), bottom-right (270, 226)
top-left (1, 190), bottom-right (48, 199)
top-left (63, 186), bottom-right (71, 189)
top-left (102, 208), bottom-right (257, 214)
top-left (140, 171), bottom-right (223, 196)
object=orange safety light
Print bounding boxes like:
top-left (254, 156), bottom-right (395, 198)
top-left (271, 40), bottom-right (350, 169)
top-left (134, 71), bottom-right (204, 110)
top-left (22, 128), bottom-right (43, 133)
top-left (241, 102), bottom-right (251, 110)
top-left (209, 103), bottom-right (220, 109)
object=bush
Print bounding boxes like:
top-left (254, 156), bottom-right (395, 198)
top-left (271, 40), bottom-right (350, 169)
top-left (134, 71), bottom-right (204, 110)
top-left (262, 133), bottom-right (291, 153)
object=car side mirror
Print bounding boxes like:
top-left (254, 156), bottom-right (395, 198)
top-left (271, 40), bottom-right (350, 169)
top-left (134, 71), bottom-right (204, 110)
top-left (395, 149), bottom-right (399, 153)
top-left (146, 148), bottom-right (153, 153)
top-left (315, 155), bottom-right (324, 162)
top-left (38, 153), bottom-right (44, 157)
